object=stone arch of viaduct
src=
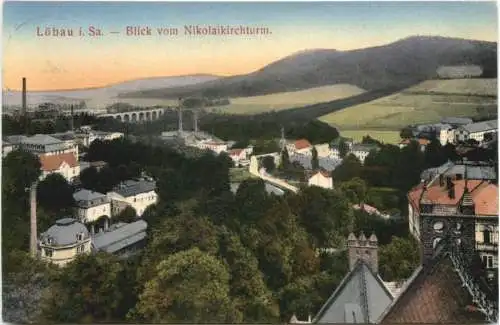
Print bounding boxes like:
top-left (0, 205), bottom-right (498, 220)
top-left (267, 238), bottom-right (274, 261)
top-left (101, 108), bottom-right (166, 123)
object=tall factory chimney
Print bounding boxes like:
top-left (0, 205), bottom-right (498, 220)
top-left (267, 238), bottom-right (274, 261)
top-left (178, 97), bottom-right (183, 134)
top-left (29, 182), bottom-right (38, 258)
top-left (22, 77), bottom-right (27, 116)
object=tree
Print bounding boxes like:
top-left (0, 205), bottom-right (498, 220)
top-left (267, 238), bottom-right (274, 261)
top-left (378, 236), bottom-right (420, 281)
top-left (484, 132), bottom-right (495, 142)
top-left (338, 139), bottom-right (349, 158)
top-left (423, 139), bottom-right (447, 169)
top-left (115, 206), bottom-right (137, 223)
top-left (311, 147), bottom-right (319, 170)
top-left (3, 150), bottom-right (41, 199)
top-left (261, 156), bottom-right (276, 173)
top-left (39, 253), bottom-right (132, 322)
top-left (37, 174), bottom-right (74, 213)
top-left (331, 154), bottom-right (362, 182)
top-left (399, 127), bottom-right (414, 139)
top-left (338, 177), bottom-right (368, 204)
top-left (135, 248), bottom-right (241, 323)
top-left (280, 148), bottom-right (291, 170)
top-left (218, 230), bottom-right (279, 322)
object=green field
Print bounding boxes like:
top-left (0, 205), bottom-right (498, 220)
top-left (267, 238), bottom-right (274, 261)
top-left (210, 84), bottom-right (366, 115)
top-left (229, 167), bottom-right (257, 183)
top-left (319, 78), bottom-right (497, 130)
top-left (340, 130), bottom-right (401, 144)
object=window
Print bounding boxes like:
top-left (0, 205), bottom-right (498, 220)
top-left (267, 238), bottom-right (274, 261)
top-left (484, 228), bottom-right (492, 244)
top-left (76, 245), bottom-right (85, 254)
top-left (47, 237), bottom-right (53, 244)
top-left (454, 222), bottom-right (462, 234)
top-left (433, 237), bottom-right (442, 248)
top-left (76, 233), bottom-right (84, 241)
top-left (433, 221), bottom-right (444, 233)
top-left (45, 248), bottom-right (53, 257)
top-left (482, 255), bottom-right (494, 268)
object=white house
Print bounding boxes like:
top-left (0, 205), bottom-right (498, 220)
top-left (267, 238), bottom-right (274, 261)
top-left (351, 144), bottom-right (380, 164)
top-left (38, 218), bottom-right (93, 267)
top-left (437, 124), bottom-right (455, 146)
top-left (314, 143), bottom-right (332, 158)
top-left (287, 139), bottom-right (313, 155)
top-left (455, 119), bottom-right (498, 143)
top-left (39, 152), bottom-right (80, 182)
top-left (107, 178), bottom-right (158, 217)
top-left (228, 148), bottom-right (249, 167)
top-left (2, 141), bottom-right (14, 157)
top-left (308, 170), bottom-right (333, 189)
top-left (194, 140), bottom-right (228, 154)
top-left (73, 189), bottom-right (112, 227)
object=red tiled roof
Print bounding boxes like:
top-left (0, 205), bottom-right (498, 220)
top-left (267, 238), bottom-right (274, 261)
top-left (408, 179), bottom-right (498, 216)
top-left (379, 254), bottom-right (488, 324)
top-left (39, 153), bottom-right (78, 172)
top-left (228, 149), bottom-right (244, 156)
top-left (318, 170), bottom-right (331, 178)
top-left (294, 139), bottom-right (312, 150)
top-left (400, 138), bottom-right (430, 146)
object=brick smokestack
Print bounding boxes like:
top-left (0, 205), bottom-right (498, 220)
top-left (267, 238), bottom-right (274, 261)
top-left (30, 182), bottom-right (38, 257)
top-left (22, 77), bottom-right (27, 116)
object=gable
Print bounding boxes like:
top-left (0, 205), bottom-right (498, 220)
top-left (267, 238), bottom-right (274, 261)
top-left (314, 262), bottom-right (393, 323)
top-left (379, 256), bottom-right (487, 324)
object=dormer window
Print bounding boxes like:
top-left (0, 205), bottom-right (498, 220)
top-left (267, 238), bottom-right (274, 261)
top-left (47, 237), bottom-right (53, 245)
top-left (76, 232), bottom-right (84, 241)
top-left (433, 221), bottom-right (444, 233)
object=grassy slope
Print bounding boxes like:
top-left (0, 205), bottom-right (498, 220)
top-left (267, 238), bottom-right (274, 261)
top-left (209, 85), bottom-right (366, 115)
top-left (319, 79), bottom-right (497, 131)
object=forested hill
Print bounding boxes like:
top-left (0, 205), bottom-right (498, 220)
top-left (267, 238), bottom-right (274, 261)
top-left (122, 36), bottom-right (497, 99)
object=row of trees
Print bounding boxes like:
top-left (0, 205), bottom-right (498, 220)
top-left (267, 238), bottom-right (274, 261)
top-left (2, 138), bottom-right (420, 323)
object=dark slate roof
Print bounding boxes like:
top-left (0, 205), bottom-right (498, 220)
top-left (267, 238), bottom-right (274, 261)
top-left (441, 117), bottom-right (474, 125)
top-left (111, 179), bottom-right (156, 197)
top-left (73, 189), bottom-right (109, 208)
top-left (378, 242), bottom-right (497, 324)
top-left (460, 119), bottom-right (498, 134)
top-left (92, 220), bottom-right (148, 254)
top-left (23, 134), bottom-right (63, 145)
top-left (50, 132), bottom-right (76, 141)
top-left (40, 218), bottom-right (90, 246)
top-left (351, 143), bottom-right (379, 153)
top-left (290, 154), bottom-right (341, 171)
top-left (421, 161), bottom-right (497, 181)
top-left (4, 135), bottom-right (27, 145)
top-left (312, 260), bottom-right (394, 323)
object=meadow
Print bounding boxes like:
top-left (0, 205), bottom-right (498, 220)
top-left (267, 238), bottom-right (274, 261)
top-left (319, 78), bottom-right (497, 131)
top-left (209, 84), bottom-right (366, 115)
top-left (339, 130), bottom-right (402, 144)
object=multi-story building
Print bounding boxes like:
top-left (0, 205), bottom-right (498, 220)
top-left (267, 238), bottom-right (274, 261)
top-left (73, 189), bottom-right (111, 232)
top-left (39, 152), bottom-right (80, 182)
top-left (351, 143), bottom-right (380, 164)
top-left (19, 134), bottom-right (78, 158)
top-left (107, 178), bottom-right (158, 217)
top-left (287, 139), bottom-right (313, 155)
top-left (38, 218), bottom-right (92, 267)
top-left (408, 165), bottom-right (498, 279)
top-left (455, 119), bottom-right (498, 143)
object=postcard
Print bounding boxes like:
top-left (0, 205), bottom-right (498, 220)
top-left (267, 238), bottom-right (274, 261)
top-left (2, 1), bottom-right (498, 324)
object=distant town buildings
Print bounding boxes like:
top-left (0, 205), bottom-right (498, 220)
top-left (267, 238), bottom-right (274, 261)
top-left (455, 119), bottom-right (498, 143)
top-left (350, 143), bottom-right (380, 164)
top-left (287, 139), bottom-right (313, 155)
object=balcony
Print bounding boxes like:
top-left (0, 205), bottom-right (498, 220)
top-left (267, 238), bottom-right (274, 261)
top-left (476, 242), bottom-right (498, 251)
